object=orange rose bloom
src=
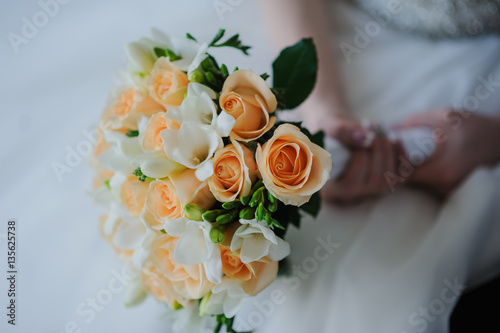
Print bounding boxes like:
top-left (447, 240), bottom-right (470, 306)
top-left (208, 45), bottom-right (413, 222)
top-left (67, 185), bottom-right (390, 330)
top-left (147, 57), bottom-right (189, 108)
top-left (220, 70), bottom-right (277, 141)
top-left (141, 111), bottom-right (180, 151)
top-left (208, 140), bottom-right (257, 202)
top-left (256, 124), bottom-right (332, 206)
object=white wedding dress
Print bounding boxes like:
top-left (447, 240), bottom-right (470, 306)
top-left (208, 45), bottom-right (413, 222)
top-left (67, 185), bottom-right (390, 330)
top-left (235, 1), bottom-right (500, 333)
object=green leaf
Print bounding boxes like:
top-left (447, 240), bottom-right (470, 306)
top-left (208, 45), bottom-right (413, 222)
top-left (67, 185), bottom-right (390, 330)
top-left (272, 38), bottom-right (317, 109)
top-left (186, 33), bottom-right (197, 42)
top-left (153, 47), bottom-right (181, 61)
top-left (209, 29), bottom-right (226, 47)
top-left (260, 73), bottom-right (270, 81)
top-left (300, 192), bottom-right (321, 218)
top-left (153, 47), bottom-right (166, 58)
top-left (300, 126), bottom-right (325, 148)
top-left (208, 29), bottom-right (251, 55)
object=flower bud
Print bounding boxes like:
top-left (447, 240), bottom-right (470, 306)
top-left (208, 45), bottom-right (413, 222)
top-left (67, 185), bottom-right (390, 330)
top-left (210, 226), bottom-right (225, 244)
top-left (249, 186), bottom-right (265, 207)
top-left (256, 202), bottom-right (266, 221)
top-left (199, 291), bottom-right (212, 316)
top-left (205, 71), bottom-right (217, 85)
top-left (267, 200), bottom-right (277, 213)
top-left (239, 207), bottom-right (256, 220)
top-left (222, 201), bottom-right (242, 210)
top-left (184, 203), bottom-right (206, 221)
top-left (202, 209), bottom-right (222, 222)
top-left (216, 210), bottom-right (238, 225)
top-left (188, 69), bottom-right (206, 83)
top-left (172, 300), bottom-right (183, 310)
top-left (240, 195), bottom-right (250, 206)
top-left (124, 279), bottom-right (147, 308)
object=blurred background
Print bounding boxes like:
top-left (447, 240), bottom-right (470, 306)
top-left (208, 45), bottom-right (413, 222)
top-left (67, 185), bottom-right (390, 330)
top-left (1, 0), bottom-right (499, 332)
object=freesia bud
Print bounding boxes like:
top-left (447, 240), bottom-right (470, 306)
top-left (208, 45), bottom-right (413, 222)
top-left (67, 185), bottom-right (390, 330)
top-left (199, 291), bottom-right (212, 316)
top-left (188, 69), bottom-right (206, 83)
top-left (239, 207), bottom-right (256, 220)
top-left (124, 279), bottom-right (147, 308)
top-left (222, 201), bottom-right (242, 210)
top-left (184, 203), bottom-right (206, 221)
top-left (210, 226), bottom-right (225, 244)
top-left (202, 209), bottom-right (222, 222)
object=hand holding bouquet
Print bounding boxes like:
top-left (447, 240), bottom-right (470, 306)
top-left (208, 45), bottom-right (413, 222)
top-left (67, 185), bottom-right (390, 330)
top-left (91, 28), bottom-right (331, 332)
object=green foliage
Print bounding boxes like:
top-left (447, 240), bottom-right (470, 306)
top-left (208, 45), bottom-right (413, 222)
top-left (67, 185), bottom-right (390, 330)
top-left (209, 29), bottom-right (251, 55)
top-left (272, 38), bottom-right (317, 109)
top-left (153, 47), bottom-right (181, 61)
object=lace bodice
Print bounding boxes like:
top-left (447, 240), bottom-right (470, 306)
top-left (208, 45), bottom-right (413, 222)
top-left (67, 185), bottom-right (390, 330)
top-left (351, 0), bottom-right (500, 39)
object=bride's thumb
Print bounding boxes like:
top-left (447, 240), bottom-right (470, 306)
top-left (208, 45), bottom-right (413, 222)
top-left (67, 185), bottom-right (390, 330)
top-left (326, 123), bottom-right (369, 148)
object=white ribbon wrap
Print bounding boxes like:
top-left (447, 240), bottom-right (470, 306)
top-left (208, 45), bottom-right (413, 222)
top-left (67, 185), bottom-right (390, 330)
top-left (325, 127), bottom-right (436, 179)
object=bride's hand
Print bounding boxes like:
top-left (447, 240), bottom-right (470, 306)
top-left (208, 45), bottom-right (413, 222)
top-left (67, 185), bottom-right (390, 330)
top-left (399, 108), bottom-right (500, 195)
top-left (321, 135), bottom-right (399, 204)
top-left (310, 111), bottom-right (399, 204)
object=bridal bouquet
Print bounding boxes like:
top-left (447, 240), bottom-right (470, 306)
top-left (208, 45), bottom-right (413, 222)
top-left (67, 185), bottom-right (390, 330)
top-left (91, 28), bottom-right (331, 332)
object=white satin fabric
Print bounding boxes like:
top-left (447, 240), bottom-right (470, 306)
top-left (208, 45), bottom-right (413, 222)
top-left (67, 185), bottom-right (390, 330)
top-left (241, 2), bottom-right (500, 333)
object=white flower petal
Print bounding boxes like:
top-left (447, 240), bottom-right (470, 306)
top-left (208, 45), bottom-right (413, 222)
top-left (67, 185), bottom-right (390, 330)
top-left (269, 237), bottom-right (291, 262)
top-left (165, 123), bottom-right (221, 169)
top-left (114, 219), bottom-right (146, 250)
top-left (124, 279), bottom-right (147, 307)
top-left (174, 221), bottom-right (213, 264)
top-left (125, 39), bottom-right (155, 73)
top-left (195, 159), bottom-right (214, 181)
top-left (240, 233), bottom-right (271, 263)
top-left (163, 217), bottom-right (187, 237)
top-left (161, 128), bottom-right (179, 160)
top-left (215, 110), bottom-right (236, 137)
top-left (97, 148), bottom-right (135, 174)
top-left (203, 248), bottom-right (222, 284)
top-left (206, 278), bottom-right (248, 318)
top-left (187, 82), bottom-right (216, 100)
top-left (132, 151), bottom-right (184, 178)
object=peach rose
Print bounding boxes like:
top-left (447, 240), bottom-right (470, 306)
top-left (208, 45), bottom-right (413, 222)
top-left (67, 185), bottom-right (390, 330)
top-left (101, 86), bottom-right (164, 131)
top-left (256, 124), bottom-right (332, 206)
top-left (150, 234), bottom-right (212, 300)
top-left (141, 111), bottom-right (180, 151)
top-left (90, 129), bottom-right (111, 168)
top-left (120, 176), bottom-right (149, 217)
top-left (220, 70), bottom-right (277, 141)
top-left (98, 215), bottom-right (134, 259)
top-left (141, 169), bottom-right (215, 230)
top-left (147, 57), bottom-right (189, 108)
top-left (219, 245), bottom-right (278, 296)
top-left (208, 140), bottom-right (257, 202)
top-left (92, 168), bottom-right (114, 191)
top-left (141, 258), bottom-right (188, 308)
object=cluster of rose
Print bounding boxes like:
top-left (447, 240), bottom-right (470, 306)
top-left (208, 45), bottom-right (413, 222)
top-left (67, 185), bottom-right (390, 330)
top-left (91, 29), bottom-right (331, 333)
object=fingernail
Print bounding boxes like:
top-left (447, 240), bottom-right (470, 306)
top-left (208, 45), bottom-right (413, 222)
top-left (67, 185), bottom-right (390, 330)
top-left (352, 129), bottom-right (366, 143)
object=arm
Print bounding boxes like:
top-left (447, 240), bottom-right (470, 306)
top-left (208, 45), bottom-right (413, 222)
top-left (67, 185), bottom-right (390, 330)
top-left (258, 0), bottom-right (350, 119)
top-left (258, 0), bottom-right (400, 204)
top-left (400, 108), bottom-right (500, 196)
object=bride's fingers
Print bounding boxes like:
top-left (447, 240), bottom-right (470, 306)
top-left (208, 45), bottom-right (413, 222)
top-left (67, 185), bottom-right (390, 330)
top-left (366, 138), bottom-right (385, 193)
top-left (384, 139), bottom-right (397, 191)
top-left (342, 150), bottom-right (370, 190)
